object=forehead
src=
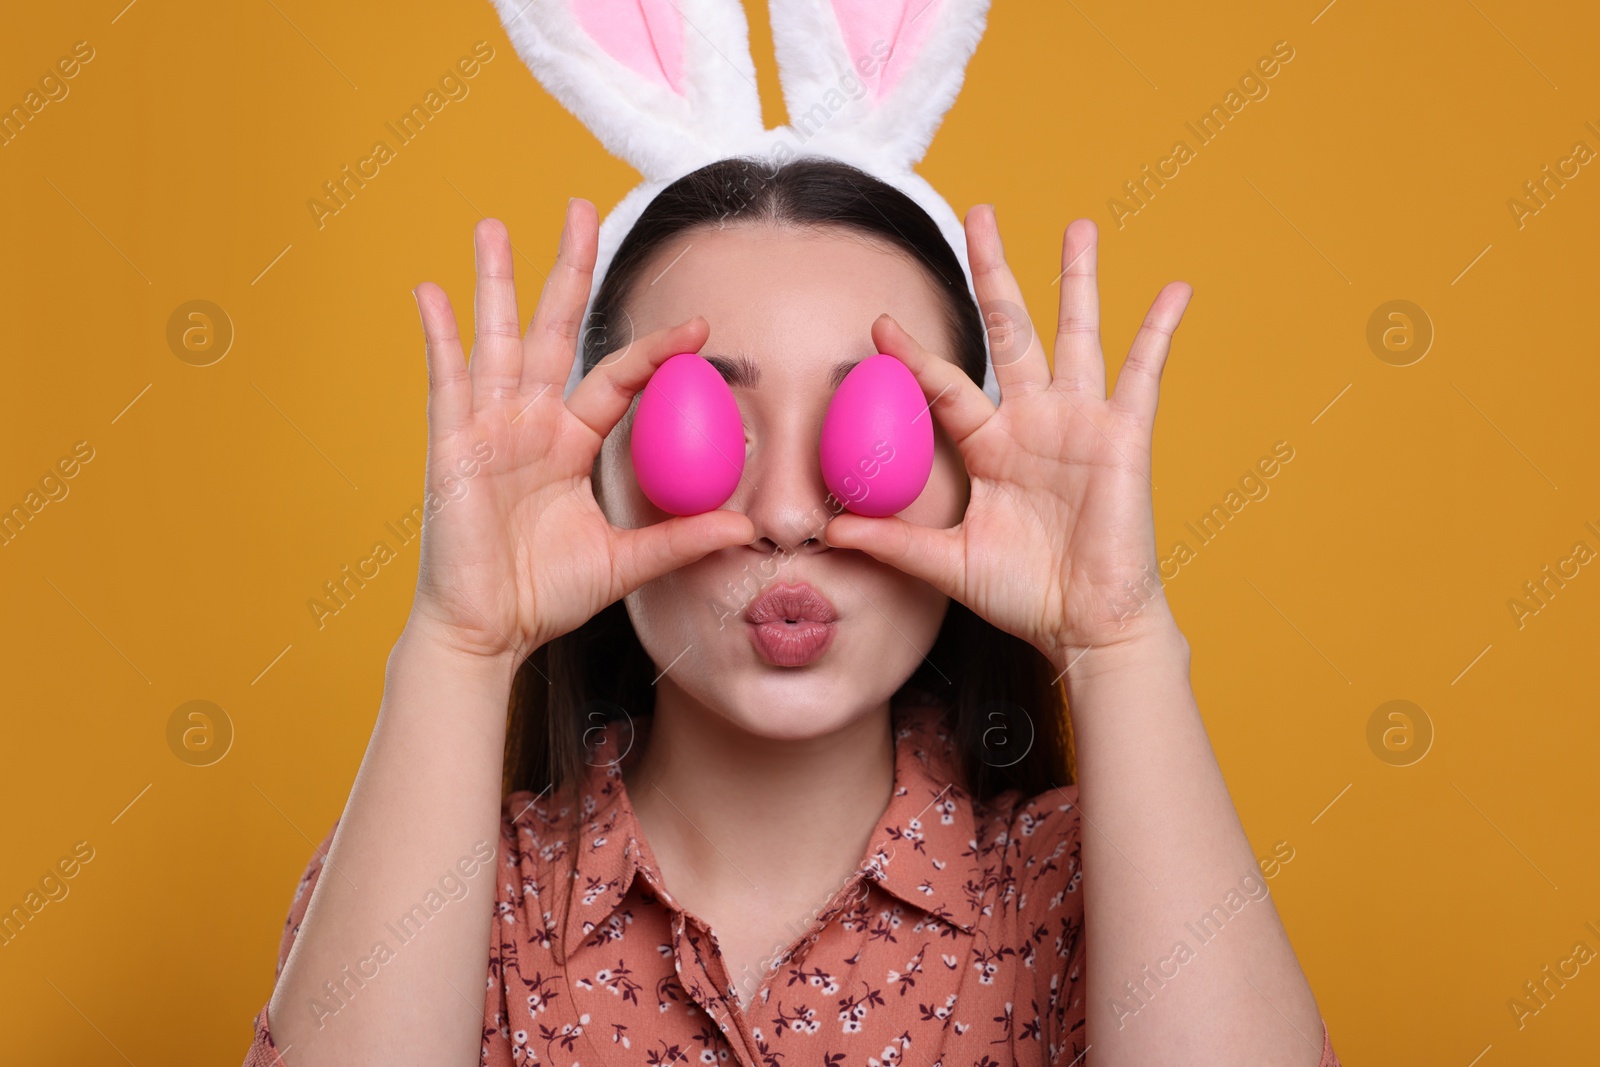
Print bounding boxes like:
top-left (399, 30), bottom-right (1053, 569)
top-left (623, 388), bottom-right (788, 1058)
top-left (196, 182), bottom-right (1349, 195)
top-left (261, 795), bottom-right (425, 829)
top-left (617, 221), bottom-right (957, 388)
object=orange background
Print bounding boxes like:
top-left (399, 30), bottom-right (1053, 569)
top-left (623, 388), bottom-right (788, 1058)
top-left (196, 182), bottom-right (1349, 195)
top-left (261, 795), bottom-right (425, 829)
top-left (3, 1), bottom-right (1598, 1063)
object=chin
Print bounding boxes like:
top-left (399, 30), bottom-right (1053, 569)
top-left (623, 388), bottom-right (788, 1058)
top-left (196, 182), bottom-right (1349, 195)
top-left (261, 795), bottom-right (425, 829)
top-left (682, 665), bottom-right (873, 742)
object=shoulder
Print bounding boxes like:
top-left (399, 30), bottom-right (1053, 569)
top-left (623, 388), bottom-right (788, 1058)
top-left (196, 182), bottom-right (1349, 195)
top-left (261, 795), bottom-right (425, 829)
top-left (975, 780), bottom-right (1080, 847)
top-left (499, 789), bottom-right (571, 878)
top-left (500, 789), bottom-right (562, 848)
top-left (894, 697), bottom-right (1084, 904)
top-left (974, 781), bottom-right (1084, 912)
top-left (977, 784), bottom-right (1087, 1063)
top-left (498, 785), bottom-right (598, 906)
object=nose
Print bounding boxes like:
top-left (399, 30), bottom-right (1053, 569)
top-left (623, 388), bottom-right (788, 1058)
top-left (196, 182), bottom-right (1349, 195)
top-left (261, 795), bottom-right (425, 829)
top-left (737, 418), bottom-right (833, 559)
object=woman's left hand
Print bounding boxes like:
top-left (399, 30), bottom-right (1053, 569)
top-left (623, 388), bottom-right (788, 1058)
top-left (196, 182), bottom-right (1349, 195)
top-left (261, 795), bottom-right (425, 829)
top-left (821, 206), bottom-right (1192, 673)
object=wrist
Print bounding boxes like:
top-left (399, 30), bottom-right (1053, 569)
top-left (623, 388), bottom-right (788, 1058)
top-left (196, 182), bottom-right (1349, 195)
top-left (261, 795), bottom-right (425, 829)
top-left (393, 613), bottom-right (522, 684)
top-left (376, 616), bottom-right (519, 749)
top-left (1051, 608), bottom-right (1189, 689)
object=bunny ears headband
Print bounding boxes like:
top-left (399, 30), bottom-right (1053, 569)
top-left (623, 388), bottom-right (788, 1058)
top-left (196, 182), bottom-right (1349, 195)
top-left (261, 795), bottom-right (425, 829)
top-left (486, 0), bottom-right (999, 405)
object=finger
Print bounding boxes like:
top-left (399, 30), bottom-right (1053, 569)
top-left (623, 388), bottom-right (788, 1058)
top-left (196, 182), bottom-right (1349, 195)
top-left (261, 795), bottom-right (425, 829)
top-left (871, 313), bottom-right (994, 448)
top-left (522, 198), bottom-right (598, 394)
top-left (965, 204), bottom-right (1052, 394)
top-left (413, 282), bottom-right (472, 437)
top-left (610, 510), bottom-right (757, 596)
top-left (1110, 281), bottom-right (1193, 421)
top-left (820, 510), bottom-right (966, 604)
top-left (1053, 219), bottom-right (1108, 397)
top-left (468, 218), bottom-right (525, 400)
top-left (564, 315), bottom-right (713, 442)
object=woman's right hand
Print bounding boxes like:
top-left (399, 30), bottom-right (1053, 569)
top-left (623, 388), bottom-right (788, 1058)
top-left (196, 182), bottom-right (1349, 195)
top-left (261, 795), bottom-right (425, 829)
top-left (404, 199), bottom-right (755, 661)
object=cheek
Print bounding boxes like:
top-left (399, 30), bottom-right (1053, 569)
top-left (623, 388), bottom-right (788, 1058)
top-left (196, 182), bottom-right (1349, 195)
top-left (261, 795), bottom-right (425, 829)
top-left (847, 566), bottom-right (949, 679)
top-left (624, 569), bottom-right (699, 669)
top-left (598, 429), bottom-right (667, 530)
top-left (626, 552), bottom-right (740, 657)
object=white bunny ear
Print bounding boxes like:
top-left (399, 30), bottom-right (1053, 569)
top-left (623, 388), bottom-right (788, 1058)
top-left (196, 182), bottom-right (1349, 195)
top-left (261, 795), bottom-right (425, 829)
top-left (768, 0), bottom-right (992, 170)
top-left (488, 0), bottom-right (765, 182)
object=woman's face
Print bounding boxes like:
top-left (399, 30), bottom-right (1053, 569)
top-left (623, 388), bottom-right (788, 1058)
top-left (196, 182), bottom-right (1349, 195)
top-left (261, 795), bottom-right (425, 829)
top-left (593, 222), bottom-right (973, 741)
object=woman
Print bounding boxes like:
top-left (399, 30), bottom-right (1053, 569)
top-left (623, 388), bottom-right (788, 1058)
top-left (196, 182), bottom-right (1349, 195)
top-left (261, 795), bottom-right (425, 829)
top-left (242, 157), bottom-right (1340, 1066)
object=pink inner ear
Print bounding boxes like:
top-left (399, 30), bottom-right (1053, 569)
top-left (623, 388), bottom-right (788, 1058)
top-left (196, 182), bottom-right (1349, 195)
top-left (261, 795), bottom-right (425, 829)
top-left (573, 0), bottom-right (686, 96)
top-left (831, 0), bottom-right (940, 100)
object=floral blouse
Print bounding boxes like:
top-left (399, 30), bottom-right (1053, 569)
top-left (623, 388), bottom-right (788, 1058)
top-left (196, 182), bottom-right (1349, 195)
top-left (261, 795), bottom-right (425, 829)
top-left (243, 700), bottom-right (1340, 1066)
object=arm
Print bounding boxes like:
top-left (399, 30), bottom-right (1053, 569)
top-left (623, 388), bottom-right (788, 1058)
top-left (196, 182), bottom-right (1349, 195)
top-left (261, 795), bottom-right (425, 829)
top-left (261, 625), bottom-right (516, 1065)
top-left (821, 205), bottom-right (1337, 1065)
top-left (242, 820), bottom-right (337, 1066)
top-left (244, 202), bottom-right (755, 1065)
top-left (1059, 613), bottom-right (1329, 1064)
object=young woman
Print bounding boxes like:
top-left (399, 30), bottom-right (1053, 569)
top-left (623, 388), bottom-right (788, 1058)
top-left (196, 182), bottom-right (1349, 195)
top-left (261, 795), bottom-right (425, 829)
top-left (243, 158), bottom-right (1340, 1066)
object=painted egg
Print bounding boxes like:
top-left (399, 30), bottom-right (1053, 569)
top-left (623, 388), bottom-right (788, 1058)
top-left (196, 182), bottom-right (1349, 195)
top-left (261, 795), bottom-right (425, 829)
top-left (820, 354), bottom-right (932, 517)
top-left (630, 352), bottom-right (745, 515)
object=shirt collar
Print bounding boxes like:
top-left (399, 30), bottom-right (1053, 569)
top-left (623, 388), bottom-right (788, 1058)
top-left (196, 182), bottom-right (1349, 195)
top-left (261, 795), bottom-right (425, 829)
top-left (545, 701), bottom-right (983, 966)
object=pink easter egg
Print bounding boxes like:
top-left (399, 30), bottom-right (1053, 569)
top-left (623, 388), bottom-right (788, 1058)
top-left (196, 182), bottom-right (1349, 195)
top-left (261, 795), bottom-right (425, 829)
top-left (630, 352), bottom-right (745, 515)
top-left (820, 354), bottom-right (932, 517)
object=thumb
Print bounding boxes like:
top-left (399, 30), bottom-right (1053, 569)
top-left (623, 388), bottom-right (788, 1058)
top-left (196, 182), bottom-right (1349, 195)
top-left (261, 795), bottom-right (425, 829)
top-left (612, 510), bottom-right (757, 591)
top-left (823, 513), bottom-right (963, 599)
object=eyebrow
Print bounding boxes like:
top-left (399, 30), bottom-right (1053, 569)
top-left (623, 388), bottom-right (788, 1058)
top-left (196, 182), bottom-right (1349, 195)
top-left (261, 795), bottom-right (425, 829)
top-left (701, 352), bottom-right (863, 391)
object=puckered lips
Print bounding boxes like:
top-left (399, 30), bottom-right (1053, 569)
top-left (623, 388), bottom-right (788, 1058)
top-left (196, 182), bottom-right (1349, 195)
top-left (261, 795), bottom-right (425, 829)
top-left (745, 581), bottom-right (839, 667)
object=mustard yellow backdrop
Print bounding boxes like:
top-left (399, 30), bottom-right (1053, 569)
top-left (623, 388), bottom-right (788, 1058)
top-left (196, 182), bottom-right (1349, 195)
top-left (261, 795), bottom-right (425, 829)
top-left (2, 1), bottom-right (1597, 1062)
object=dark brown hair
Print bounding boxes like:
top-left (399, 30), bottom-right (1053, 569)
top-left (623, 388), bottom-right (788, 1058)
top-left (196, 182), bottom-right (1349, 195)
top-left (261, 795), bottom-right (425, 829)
top-left (502, 156), bottom-right (1074, 828)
